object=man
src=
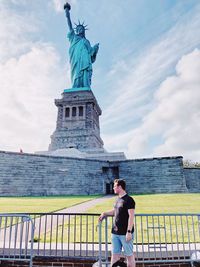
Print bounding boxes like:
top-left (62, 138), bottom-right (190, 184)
top-left (64, 3), bottom-right (99, 88)
top-left (99, 179), bottom-right (136, 267)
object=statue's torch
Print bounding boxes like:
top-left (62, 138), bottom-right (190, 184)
top-left (64, 2), bottom-right (71, 10)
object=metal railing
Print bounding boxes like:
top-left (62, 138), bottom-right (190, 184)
top-left (0, 214), bottom-right (34, 267)
top-left (98, 214), bottom-right (200, 266)
top-left (0, 213), bottom-right (199, 265)
top-left (26, 213), bottom-right (102, 257)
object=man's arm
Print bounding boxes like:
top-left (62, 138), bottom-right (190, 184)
top-left (99, 209), bottom-right (114, 221)
top-left (126, 209), bottom-right (135, 241)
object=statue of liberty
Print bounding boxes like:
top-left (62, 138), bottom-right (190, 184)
top-left (64, 2), bottom-right (99, 89)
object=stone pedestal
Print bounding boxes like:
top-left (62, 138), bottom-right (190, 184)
top-left (49, 88), bottom-right (104, 151)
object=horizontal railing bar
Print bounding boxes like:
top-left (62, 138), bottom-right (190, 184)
top-left (147, 226), bottom-right (166, 229)
top-left (136, 259), bottom-right (199, 263)
top-left (0, 257), bottom-right (31, 261)
top-left (0, 213), bottom-right (101, 216)
top-left (1, 213), bottom-right (199, 216)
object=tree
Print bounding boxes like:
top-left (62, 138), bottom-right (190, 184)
top-left (183, 159), bottom-right (200, 168)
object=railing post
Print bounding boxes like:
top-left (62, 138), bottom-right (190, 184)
top-left (98, 220), bottom-right (102, 267)
top-left (105, 217), bottom-right (109, 267)
top-left (29, 216), bottom-right (35, 267)
top-left (98, 217), bottom-right (110, 267)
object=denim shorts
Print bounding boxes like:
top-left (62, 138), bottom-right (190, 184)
top-left (111, 233), bottom-right (134, 256)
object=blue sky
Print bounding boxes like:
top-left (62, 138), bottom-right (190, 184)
top-left (0, 0), bottom-right (200, 161)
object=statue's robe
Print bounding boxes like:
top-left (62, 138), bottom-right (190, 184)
top-left (67, 30), bottom-right (97, 88)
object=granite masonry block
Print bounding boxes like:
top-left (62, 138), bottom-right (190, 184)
top-left (184, 168), bottom-right (200, 192)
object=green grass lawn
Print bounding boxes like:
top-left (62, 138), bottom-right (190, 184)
top-left (0, 195), bottom-right (100, 213)
top-left (87, 193), bottom-right (200, 214)
top-left (0, 193), bottom-right (199, 214)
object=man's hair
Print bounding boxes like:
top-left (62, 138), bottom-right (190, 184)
top-left (114, 179), bottom-right (126, 190)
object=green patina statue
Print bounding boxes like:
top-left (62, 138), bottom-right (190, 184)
top-left (64, 2), bottom-right (99, 89)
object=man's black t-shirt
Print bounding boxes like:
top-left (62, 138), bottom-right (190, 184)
top-left (111, 194), bottom-right (135, 235)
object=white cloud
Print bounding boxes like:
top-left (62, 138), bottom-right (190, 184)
top-left (0, 1), bottom-right (68, 153)
top-left (52, 0), bottom-right (65, 12)
top-left (126, 48), bottom-right (200, 161)
top-left (0, 44), bottom-right (67, 153)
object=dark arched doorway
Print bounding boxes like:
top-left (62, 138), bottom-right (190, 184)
top-left (106, 182), bottom-right (114, 194)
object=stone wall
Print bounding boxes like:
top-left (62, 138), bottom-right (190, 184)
top-left (115, 156), bottom-right (187, 194)
top-left (0, 151), bottom-right (190, 196)
top-left (184, 167), bottom-right (200, 192)
top-left (0, 150), bottom-right (109, 196)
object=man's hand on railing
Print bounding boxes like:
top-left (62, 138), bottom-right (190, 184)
top-left (98, 212), bottom-right (106, 222)
top-left (99, 209), bottom-right (115, 222)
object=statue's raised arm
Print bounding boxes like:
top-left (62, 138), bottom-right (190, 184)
top-left (64, 2), bottom-right (73, 32)
top-left (64, 2), bottom-right (99, 89)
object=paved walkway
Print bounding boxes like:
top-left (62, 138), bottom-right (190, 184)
top-left (55, 194), bottom-right (115, 214)
top-left (33, 194), bottom-right (115, 237)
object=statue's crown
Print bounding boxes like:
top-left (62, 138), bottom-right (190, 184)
top-left (74, 20), bottom-right (88, 32)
